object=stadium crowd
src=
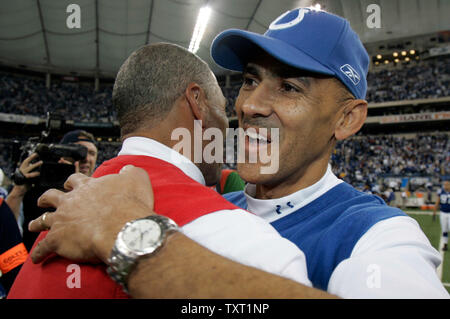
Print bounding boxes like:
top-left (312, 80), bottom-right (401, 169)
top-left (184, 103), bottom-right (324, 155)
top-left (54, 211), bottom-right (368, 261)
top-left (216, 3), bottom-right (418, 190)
top-left (366, 56), bottom-right (450, 103)
top-left (0, 139), bottom-right (17, 178)
top-left (1, 56), bottom-right (449, 121)
top-left (331, 133), bottom-right (449, 190)
top-left (0, 74), bottom-right (115, 123)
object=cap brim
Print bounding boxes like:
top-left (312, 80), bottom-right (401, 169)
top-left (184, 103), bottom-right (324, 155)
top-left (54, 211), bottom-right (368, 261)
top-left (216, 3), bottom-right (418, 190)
top-left (211, 29), bottom-right (335, 76)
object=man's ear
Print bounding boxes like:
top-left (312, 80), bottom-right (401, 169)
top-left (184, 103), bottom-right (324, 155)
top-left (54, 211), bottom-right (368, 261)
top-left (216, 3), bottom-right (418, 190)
top-left (184, 82), bottom-right (207, 123)
top-left (334, 99), bottom-right (368, 141)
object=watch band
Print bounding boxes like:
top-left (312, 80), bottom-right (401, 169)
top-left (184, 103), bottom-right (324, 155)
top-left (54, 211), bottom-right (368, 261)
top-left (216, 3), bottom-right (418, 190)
top-left (106, 246), bottom-right (136, 294)
top-left (106, 215), bottom-right (178, 294)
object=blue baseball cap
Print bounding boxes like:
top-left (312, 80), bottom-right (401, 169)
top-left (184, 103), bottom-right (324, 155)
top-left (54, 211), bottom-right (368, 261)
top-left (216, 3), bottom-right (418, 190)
top-left (211, 8), bottom-right (369, 100)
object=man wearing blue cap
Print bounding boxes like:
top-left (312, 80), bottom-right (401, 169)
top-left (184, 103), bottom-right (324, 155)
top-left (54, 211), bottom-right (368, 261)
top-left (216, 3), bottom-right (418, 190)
top-left (211, 7), bottom-right (446, 297)
top-left (22, 9), bottom-right (448, 298)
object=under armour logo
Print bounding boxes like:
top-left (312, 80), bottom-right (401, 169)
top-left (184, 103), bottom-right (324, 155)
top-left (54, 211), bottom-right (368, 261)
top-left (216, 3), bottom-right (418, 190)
top-left (268, 8), bottom-right (310, 31)
top-left (276, 205), bottom-right (282, 214)
top-left (340, 64), bottom-right (361, 85)
top-left (275, 202), bottom-right (294, 214)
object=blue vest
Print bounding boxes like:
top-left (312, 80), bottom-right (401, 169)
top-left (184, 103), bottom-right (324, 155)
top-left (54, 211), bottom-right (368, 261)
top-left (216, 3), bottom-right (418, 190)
top-left (225, 182), bottom-right (406, 290)
top-left (438, 189), bottom-right (450, 213)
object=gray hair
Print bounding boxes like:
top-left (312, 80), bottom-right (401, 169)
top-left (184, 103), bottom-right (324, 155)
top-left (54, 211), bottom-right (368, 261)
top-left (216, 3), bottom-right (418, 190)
top-left (112, 43), bottom-right (217, 136)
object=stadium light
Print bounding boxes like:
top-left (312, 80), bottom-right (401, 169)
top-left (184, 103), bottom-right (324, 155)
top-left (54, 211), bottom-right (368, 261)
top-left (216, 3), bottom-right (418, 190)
top-left (376, 54), bottom-right (382, 59)
top-left (410, 49), bottom-right (416, 55)
top-left (393, 52), bottom-right (398, 57)
top-left (394, 58), bottom-right (400, 63)
top-left (405, 57), bottom-right (410, 62)
top-left (188, 6), bottom-right (212, 54)
top-left (384, 60), bottom-right (389, 64)
top-left (307, 3), bottom-right (323, 11)
top-left (401, 51), bottom-right (407, 56)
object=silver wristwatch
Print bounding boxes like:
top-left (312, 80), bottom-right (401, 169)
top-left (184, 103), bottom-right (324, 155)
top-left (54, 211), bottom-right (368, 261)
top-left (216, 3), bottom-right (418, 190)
top-left (106, 215), bottom-right (179, 294)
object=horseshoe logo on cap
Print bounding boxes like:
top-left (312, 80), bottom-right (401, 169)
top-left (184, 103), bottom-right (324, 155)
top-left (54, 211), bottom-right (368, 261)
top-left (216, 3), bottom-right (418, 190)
top-left (269, 8), bottom-right (310, 30)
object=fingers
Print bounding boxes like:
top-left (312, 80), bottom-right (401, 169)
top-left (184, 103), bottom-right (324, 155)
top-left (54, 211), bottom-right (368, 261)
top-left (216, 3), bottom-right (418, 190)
top-left (26, 171), bottom-right (41, 179)
top-left (37, 188), bottom-right (65, 208)
top-left (27, 160), bottom-right (43, 172)
top-left (58, 158), bottom-right (73, 165)
top-left (28, 211), bottom-right (55, 232)
top-left (20, 153), bottom-right (43, 177)
top-left (22, 153), bottom-right (38, 166)
top-left (120, 165), bottom-right (154, 210)
top-left (31, 233), bottom-right (57, 263)
top-left (63, 172), bottom-right (89, 191)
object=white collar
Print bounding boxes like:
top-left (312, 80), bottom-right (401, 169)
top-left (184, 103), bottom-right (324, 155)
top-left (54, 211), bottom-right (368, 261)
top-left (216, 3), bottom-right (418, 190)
top-left (118, 136), bottom-right (206, 185)
top-left (244, 165), bottom-right (343, 223)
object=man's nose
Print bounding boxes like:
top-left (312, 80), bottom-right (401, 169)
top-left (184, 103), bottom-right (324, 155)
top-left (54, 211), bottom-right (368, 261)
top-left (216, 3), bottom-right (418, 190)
top-left (240, 84), bottom-right (273, 118)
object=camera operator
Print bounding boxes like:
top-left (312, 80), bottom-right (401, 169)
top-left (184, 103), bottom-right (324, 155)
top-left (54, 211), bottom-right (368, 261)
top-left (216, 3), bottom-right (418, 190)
top-left (58, 130), bottom-right (98, 177)
top-left (7, 130), bottom-right (98, 251)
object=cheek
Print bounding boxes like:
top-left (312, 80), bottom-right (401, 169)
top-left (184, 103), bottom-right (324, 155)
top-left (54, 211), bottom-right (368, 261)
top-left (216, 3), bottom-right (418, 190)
top-left (275, 105), bottom-right (309, 140)
top-left (276, 107), bottom-right (328, 156)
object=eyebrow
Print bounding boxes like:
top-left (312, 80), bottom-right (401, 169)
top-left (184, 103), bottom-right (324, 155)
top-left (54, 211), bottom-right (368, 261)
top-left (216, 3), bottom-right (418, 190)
top-left (242, 64), bottom-right (260, 78)
top-left (244, 63), bottom-right (312, 87)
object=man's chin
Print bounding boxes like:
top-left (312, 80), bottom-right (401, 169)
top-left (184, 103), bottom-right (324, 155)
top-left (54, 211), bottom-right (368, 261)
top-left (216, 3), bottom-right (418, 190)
top-left (237, 162), bottom-right (275, 185)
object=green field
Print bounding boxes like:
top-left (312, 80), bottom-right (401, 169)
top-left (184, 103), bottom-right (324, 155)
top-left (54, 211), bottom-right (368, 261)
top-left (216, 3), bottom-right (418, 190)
top-left (407, 211), bottom-right (450, 294)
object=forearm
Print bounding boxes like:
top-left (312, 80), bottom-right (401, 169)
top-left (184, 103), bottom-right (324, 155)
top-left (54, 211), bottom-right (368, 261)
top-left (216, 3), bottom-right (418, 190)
top-left (126, 232), bottom-right (336, 299)
top-left (30, 167), bottom-right (336, 299)
top-left (5, 185), bottom-right (27, 221)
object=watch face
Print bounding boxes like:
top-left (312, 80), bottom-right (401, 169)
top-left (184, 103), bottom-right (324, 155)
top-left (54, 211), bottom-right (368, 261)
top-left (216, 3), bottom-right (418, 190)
top-left (122, 219), bottom-right (162, 253)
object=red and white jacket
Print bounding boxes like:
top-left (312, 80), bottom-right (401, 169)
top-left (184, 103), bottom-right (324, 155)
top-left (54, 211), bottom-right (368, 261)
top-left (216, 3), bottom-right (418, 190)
top-left (8, 137), bottom-right (310, 299)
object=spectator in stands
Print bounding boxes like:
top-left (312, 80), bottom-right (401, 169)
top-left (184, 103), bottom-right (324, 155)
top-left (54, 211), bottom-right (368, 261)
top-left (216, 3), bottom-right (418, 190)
top-left (366, 56), bottom-right (450, 103)
top-left (331, 133), bottom-right (449, 190)
top-left (1, 56), bottom-right (448, 123)
top-left (0, 74), bottom-right (115, 123)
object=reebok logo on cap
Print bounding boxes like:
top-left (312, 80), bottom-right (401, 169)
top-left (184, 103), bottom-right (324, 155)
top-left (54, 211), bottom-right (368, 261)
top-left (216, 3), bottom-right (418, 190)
top-left (340, 64), bottom-right (361, 86)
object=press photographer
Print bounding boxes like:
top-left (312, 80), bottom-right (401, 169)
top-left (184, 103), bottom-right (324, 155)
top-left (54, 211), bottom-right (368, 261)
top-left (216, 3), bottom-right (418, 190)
top-left (6, 129), bottom-right (98, 251)
top-left (57, 130), bottom-right (98, 178)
